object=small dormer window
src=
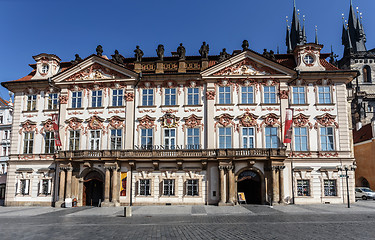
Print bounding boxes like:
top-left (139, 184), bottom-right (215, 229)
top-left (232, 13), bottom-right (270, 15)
top-left (41, 64), bottom-right (49, 74)
top-left (303, 55), bottom-right (314, 65)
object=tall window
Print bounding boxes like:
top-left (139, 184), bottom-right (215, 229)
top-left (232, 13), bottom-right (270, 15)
top-left (187, 128), bottom-right (200, 149)
top-left (164, 129), bottom-right (176, 149)
top-left (44, 131), bottom-right (55, 154)
top-left (324, 180), bottom-right (337, 196)
top-left (265, 126), bottom-right (278, 148)
top-left (292, 87), bottom-right (305, 104)
top-left (47, 93), bottom-right (59, 110)
top-left (141, 129), bottom-right (153, 149)
top-left (363, 65), bottom-right (372, 83)
top-left (186, 179), bottom-right (199, 196)
top-left (19, 179), bottom-right (30, 195)
top-left (27, 95), bottom-right (37, 111)
top-left (218, 86), bottom-right (231, 104)
top-left (187, 87), bottom-right (199, 105)
top-left (241, 86), bottom-right (254, 104)
top-left (242, 127), bottom-right (255, 148)
top-left (297, 180), bottom-right (310, 196)
top-left (89, 130), bottom-right (101, 150)
top-left (165, 88), bottom-right (176, 105)
top-left (71, 91), bottom-right (82, 108)
top-left (320, 127), bottom-right (334, 151)
top-left (219, 127), bottom-right (232, 149)
top-left (0, 116), bottom-right (3, 124)
top-left (142, 89), bottom-right (153, 106)
top-left (294, 127), bottom-right (308, 151)
top-left (163, 179), bottom-right (175, 196)
top-left (92, 90), bottom-right (102, 107)
top-left (112, 89), bottom-right (123, 107)
top-left (264, 86), bottom-right (276, 104)
top-left (23, 132), bottom-right (34, 154)
top-left (318, 86), bottom-right (331, 104)
top-left (139, 179), bottom-right (151, 196)
top-left (69, 130), bottom-right (80, 151)
top-left (111, 129), bottom-right (122, 150)
top-left (40, 179), bottom-right (51, 195)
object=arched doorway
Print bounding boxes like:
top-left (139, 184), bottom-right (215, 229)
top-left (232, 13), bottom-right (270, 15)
top-left (83, 171), bottom-right (104, 207)
top-left (361, 177), bottom-right (370, 188)
top-left (237, 170), bottom-right (262, 204)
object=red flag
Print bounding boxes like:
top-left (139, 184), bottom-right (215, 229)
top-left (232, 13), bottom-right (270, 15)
top-left (52, 114), bottom-right (62, 147)
top-left (283, 108), bottom-right (293, 143)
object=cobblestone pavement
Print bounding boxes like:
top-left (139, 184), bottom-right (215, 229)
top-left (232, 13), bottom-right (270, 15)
top-left (1, 201), bottom-right (375, 240)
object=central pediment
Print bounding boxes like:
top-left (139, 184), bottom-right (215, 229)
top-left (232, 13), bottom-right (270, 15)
top-left (213, 58), bottom-right (277, 76)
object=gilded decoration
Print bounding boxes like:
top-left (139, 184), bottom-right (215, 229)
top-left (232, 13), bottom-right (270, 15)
top-left (125, 92), bottom-right (134, 101)
top-left (182, 114), bottom-right (203, 131)
top-left (237, 112), bottom-right (258, 128)
top-left (213, 58), bottom-right (279, 76)
top-left (59, 95), bottom-right (68, 104)
top-left (214, 113), bottom-right (235, 130)
top-left (40, 119), bottom-right (54, 134)
top-left (66, 63), bottom-right (126, 81)
top-left (314, 113), bottom-right (339, 128)
top-left (279, 90), bottom-right (289, 99)
top-left (86, 115), bottom-right (105, 131)
top-left (107, 116), bottom-right (125, 129)
top-left (65, 117), bottom-right (83, 131)
top-left (260, 113), bottom-right (280, 128)
top-left (19, 120), bottom-right (38, 134)
top-left (137, 115), bottom-right (156, 131)
top-left (160, 113), bottom-right (180, 128)
top-left (205, 90), bottom-right (216, 100)
top-left (293, 114), bottom-right (313, 129)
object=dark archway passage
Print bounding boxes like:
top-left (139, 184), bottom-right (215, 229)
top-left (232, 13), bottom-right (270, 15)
top-left (83, 171), bottom-right (103, 207)
top-left (237, 170), bottom-right (262, 204)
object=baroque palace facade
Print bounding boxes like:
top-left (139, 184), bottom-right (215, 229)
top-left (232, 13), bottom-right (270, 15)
top-left (2, 5), bottom-right (358, 207)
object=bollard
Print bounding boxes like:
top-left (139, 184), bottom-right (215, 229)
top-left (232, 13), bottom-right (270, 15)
top-left (124, 206), bottom-right (132, 217)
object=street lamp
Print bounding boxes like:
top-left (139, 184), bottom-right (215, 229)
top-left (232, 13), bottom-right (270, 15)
top-left (336, 164), bottom-right (357, 208)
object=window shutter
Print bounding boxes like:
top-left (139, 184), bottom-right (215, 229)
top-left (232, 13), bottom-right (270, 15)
top-left (183, 180), bottom-right (186, 196)
top-left (135, 181), bottom-right (138, 196)
top-left (48, 179), bottom-right (52, 194)
top-left (16, 180), bottom-right (20, 194)
top-left (25, 179), bottom-right (30, 195)
top-left (159, 180), bottom-right (163, 197)
top-left (39, 180), bottom-right (43, 195)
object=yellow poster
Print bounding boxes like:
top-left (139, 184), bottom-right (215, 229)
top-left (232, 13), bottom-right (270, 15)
top-left (120, 172), bottom-right (127, 196)
top-left (238, 192), bottom-right (246, 203)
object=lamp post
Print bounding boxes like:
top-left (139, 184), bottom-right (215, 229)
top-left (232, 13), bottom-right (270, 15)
top-left (336, 164), bottom-right (357, 208)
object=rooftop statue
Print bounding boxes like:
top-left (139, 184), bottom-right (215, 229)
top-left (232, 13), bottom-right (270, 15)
top-left (219, 48), bottom-right (230, 62)
top-left (71, 54), bottom-right (82, 65)
top-left (96, 45), bottom-right (103, 56)
top-left (199, 42), bottom-right (209, 59)
top-left (134, 46), bottom-right (144, 62)
top-left (112, 50), bottom-right (124, 65)
top-left (156, 44), bottom-right (164, 61)
top-left (177, 43), bottom-right (186, 60)
top-left (242, 40), bottom-right (249, 51)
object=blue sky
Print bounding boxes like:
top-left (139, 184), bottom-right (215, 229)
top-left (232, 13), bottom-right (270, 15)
top-left (0, 0), bottom-right (374, 99)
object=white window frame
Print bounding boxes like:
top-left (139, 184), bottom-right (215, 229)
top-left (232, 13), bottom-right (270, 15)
top-left (265, 126), bottom-right (278, 149)
top-left (140, 128), bottom-right (153, 150)
top-left (319, 127), bottom-right (335, 151)
top-left (164, 88), bottom-right (177, 106)
top-left (17, 179), bottom-right (30, 196)
top-left (163, 179), bottom-right (175, 196)
top-left (69, 130), bottom-right (80, 151)
top-left (26, 95), bottom-right (37, 111)
top-left (47, 93), bottom-right (59, 110)
top-left (110, 129), bottom-right (122, 150)
top-left (163, 128), bottom-right (176, 150)
top-left (91, 90), bottom-right (103, 108)
top-left (218, 86), bottom-right (231, 104)
top-left (89, 130), bottom-right (101, 150)
top-left (38, 179), bottom-right (52, 196)
top-left (112, 89), bottom-right (124, 107)
top-left (44, 131), bottom-right (55, 154)
top-left (139, 179), bottom-right (151, 196)
top-left (293, 127), bottom-right (308, 151)
top-left (71, 91), bottom-right (82, 108)
top-left (241, 127), bottom-right (255, 148)
top-left (292, 86), bottom-right (306, 104)
top-left (297, 179), bottom-right (310, 196)
top-left (186, 179), bottom-right (199, 196)
top-left (241, 86), bottom-right (254, 104)
top-left (186, 128), bottom-right (200, 149)
top-left (23, 132), bottom-right (34, 154)
top-left (263, 86), bottom-right (277, 104)
top-left (142, 89), bottom-right (154, 106)
top-left (318, 86), bottom-right (332, 104)
top-left (218, 127), bottom-right (232, 149)
top-left (186, 87), bottom-right (200, 105)
top-left (324, 179), bottom-right (337, 196)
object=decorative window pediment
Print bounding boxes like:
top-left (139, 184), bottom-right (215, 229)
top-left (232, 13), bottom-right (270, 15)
top-left (65, 117), bottom-right (83, 131)
top-left (107, 116), bottom-right (125, 129)
top-left (293, 114), bottom-right (313, 129)
top-left (137, 115), bottom-right (156, 130)
top-left (314, 113), bottom-right (338, 128)
top-left (260, 113), bottom-right (280, 127)
top-left (19, 120), bottom-right (38, 134)
top-left (182, 114), bottom-right (203, 130)
top-left (86, 115), bottom-right (105, 130)
top-left (159, 113), bottom-right (180, 128)
top-left (214, 113), bottom-right (235, 129)
top-left (237, 112), bottom-right (258, 128)
top-left (40, 119), bottom-right (55, 134)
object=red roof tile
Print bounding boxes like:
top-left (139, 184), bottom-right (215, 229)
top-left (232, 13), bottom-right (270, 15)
top-left (353, 123), bottom-right (373, 144)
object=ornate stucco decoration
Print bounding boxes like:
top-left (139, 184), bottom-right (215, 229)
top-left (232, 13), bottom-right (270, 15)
top-left (159, 113), bottom-right (180, 128)
top-left (86, 115), bottom-right (105, 131)
top-left (315, 78), bottom-right (333, 86)
top-left (237, 112), bottom-right (258, 128)
top-left (205, 90), bottom-right (216, 100)
top-left (66, 63), bottom-right (126, 81)
top-left (23, 87), bottom-right (40, 95)
top-left (40, 119), bottom-right (55, 134)
top-left (107, 116), bottom-right (125, 129)
top-left (182, 114), bottom-right (203, 131)
top-left (314, 113), bottom-right (339, 128)
top-left (138, 81), bottom-right (155, 89)
top-left (279, 90), bottom-right (289, 99)
top-left (59, 95), bottom-right (68, 104)
top-left (238, 78), bottom-right (259, 92)
top-left (289, 152), bottom-right (312, 158)
top-left (293, 113), bottom-right (313, 129)
top-left (65, 117), bottom-right (83, 131)
top-left (260, 78), bottom-right (279, 86)
top-left (137, 115), bottom-right (156, 131)
top-left (213, 59), bottom-right (279, 76)
top-left (184, 80), bottom-right (202, 88)
top-left (125, 92), bottom-right (134, 101)
top-left (214, 113), bottom-right (235, 130)
top-left (19, 120), bottom-right (38, 134)
top-left (319, 152), bottom-right (339, 157)
top-left (260, 113), bottom-right (280, 128)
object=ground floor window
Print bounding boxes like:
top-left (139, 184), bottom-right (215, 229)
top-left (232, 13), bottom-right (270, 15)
top-left (163, 179), bottom-right (175, 196)
top-left (139, 179), bottom-right (151, 196)
top-left (39, 179), bottom-right (51, 195)
top-left (17, 179), bottom-right (30, 195)
top-left (297, 180), bottom-right (310, 196)
top-left (186, 179), bottom-right (199, 196)
top-left (0, 184), bottom-right (5, 199)
top-left (324, 179), bottom-right (337, 196)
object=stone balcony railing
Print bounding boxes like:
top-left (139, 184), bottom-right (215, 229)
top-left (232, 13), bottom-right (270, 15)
top-left (56, 148), bottom-right (287, 160)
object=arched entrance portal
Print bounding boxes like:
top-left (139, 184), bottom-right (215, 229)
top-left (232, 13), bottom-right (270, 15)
top-left (83, 171), bottom-right (104, 207)
top-left (237, 170), bottom-right (262, 204)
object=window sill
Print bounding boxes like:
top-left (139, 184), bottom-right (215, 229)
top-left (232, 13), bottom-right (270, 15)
top-left (138, 105), bottom-right (157, 108)
top-left (290, 103), bottom-right (309, 106)
top-left (183, 105), bottom-right (203, 107)
top-left (87, 107), bottom-right (105, 110)
top-left (215, 104), bottom-right (234, 106)
top-left (67, 108), bottom-right (84, 110)
top-left (43, 109), bottom-right (58, 112)
top-left (314, 103), bottom-right (335, 106)
top-left (259, 103), bottom-right (279, 106)
top-left (22, 110), bottom-right (38, 113)
top-left (237, 103), bottom-right (257, 106)
top-left (160, 105), bottom-right (179, 108)
top-left (107, 105), bottom-right (125, 109)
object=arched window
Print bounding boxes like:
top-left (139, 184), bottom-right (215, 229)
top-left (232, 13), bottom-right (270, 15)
top-left (363, 65), bottom-right (372, 83)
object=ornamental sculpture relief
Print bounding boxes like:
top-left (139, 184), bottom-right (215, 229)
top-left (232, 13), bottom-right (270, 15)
top-left (107, 116), bottom-right (125, 129)
top-left (40, 119), bottom-right (55, 134)
top-left (59, 95), bottom-right (68, 104)
top-left (237, 112), bottom-right (258, 128)
top-left (260, 113), bottom-right (280, 128)
top-left (65, 117), bottom-right (83, 132)
top-left (213, 59), bottom-right (279, 76)
top-left (137, 115), bottom-right (156, 131)
top-left (125, 92), bottom-right (134, 101)
top-left (205, 90), bottom-right (215, 100)
top-left (182, 114), bottom-right (203, 131)
top-left (86, 115), bottom-right (105, 130)
top-left (160, 113), bottom-right (180, 128)
top-left (314, 113), bottom-right (339, 128)
top-left (66, 63), bottom-right (126, 81)
top-left (214, 113), bottom-right (235, 130)
top-left (19, 120), bottom-right (38, 134)
top-left (293, 114), bottom-right (313, 129)
top-left (279, 90), bottom-right (289, 99)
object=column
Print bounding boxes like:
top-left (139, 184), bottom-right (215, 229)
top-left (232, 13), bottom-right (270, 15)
top-left (279, 166), bottom-right (285, 203)
top-left (65, 167), bottom-right (73, 198)
top-left (228, 166), bottom-right (235, 204)
top-left (272, 166), bottom-right (279, 203)
top-left (111, 167), bottom-right (118, 204)
top-left (104, 167), bottom-right (111, 202)
top-left (219, 166), bottom-right (226, 204)
top-left (59, 169), bottom-right (66, 201)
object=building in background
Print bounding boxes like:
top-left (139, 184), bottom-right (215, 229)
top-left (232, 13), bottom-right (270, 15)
top-left (0, 96), bottom-right (13, 205)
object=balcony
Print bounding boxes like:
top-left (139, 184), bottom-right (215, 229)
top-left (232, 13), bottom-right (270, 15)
top-left (56, 148), bottom-right (287, 161)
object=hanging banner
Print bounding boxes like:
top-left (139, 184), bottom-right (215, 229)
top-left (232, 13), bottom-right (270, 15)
top-left (52, 114), bottom-right (62, 147)
top-left (120, 172), bottom-right (127, 196)
top-left (283, 108), bottom-right (294, 143)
